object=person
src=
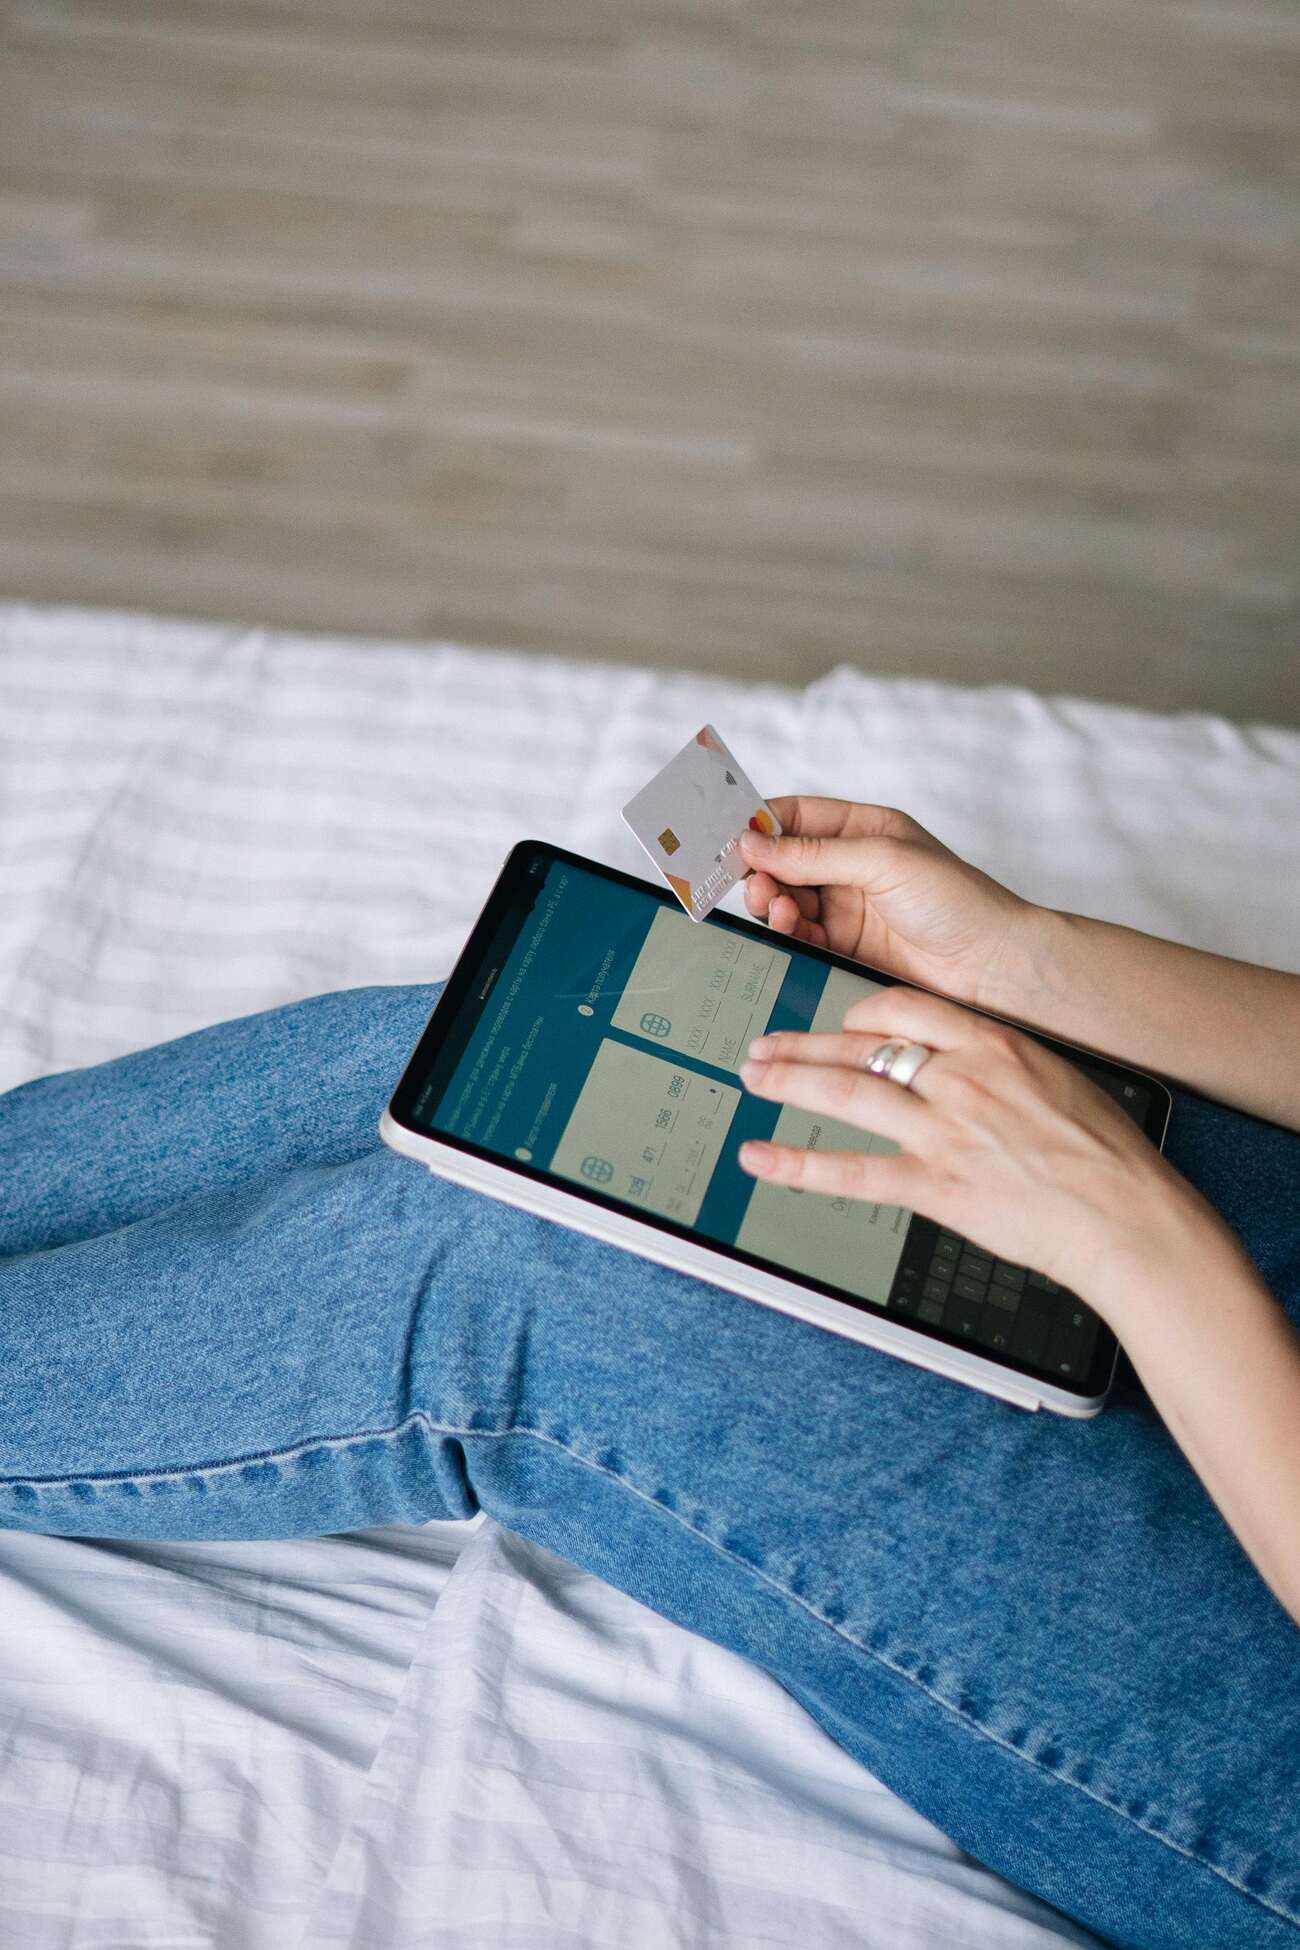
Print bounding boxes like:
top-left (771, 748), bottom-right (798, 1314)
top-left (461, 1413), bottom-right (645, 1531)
top-left (2, 796), bottom-right (1297, 1950)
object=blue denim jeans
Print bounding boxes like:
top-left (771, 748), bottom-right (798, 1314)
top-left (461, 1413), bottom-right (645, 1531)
top-left (2, 984), bottom-right (1297, 1950)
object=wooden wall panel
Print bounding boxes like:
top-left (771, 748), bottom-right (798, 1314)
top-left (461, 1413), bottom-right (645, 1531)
top-left (0, 2), bottom-right (1296, 722)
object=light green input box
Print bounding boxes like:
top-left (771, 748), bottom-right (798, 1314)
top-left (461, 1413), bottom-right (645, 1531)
top-left (549, 1037), bottom-right (741, 1226)
top-left (611, 908), bottom-right (789, 1072)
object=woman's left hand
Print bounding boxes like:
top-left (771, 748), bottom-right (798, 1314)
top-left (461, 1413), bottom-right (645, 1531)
top-left (737, 985), bottom-right (1206, 1316)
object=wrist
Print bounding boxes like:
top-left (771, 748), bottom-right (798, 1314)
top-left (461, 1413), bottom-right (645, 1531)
top-left (1073, 1168), bottom-right (1257, 1330)
top-left (974, 900), bottom-right (1079, 1029)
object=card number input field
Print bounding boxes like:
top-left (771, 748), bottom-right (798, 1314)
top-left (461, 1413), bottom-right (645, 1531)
top-left (611, 909), bottom-right (789, 1072)
top-left (549, 1038), bottom-right (740, 1225)
top-left (733, 965), bottom-right (907, 1304)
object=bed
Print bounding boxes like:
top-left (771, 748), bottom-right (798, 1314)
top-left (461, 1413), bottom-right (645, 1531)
top-left (2, 603), bottom-right (1297, 1949)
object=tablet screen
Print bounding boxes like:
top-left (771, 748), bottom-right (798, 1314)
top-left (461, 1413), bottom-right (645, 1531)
top-left (395, 843), bottom-right (1160, 1398)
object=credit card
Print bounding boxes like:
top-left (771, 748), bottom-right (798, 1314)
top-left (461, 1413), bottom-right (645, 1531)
top-left (621, 724), bottom-right (782, 921)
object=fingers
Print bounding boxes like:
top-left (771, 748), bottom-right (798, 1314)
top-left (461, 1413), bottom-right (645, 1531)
top-left (739, 1055), bottom-right (932, 1146)
top-left (742, 871), bottom-right (828, 945)
top-left (743, 869), bottom-right (819, 922)
top-left (762, 797), bottom-right (916, 842)
top-left (767, 897), bottom-right (829, 946)
top-left (841, 983), bottom-right (989, 1053)
top-left (739, 825), bottom-right (906, 889)
top-left (747, 1028), bottom-right (911, 1073)
top-left (738, 1136), bottom-right (922, 1205)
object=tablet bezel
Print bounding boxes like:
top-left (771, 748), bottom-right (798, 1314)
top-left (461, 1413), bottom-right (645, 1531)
top-left (386, 839), bottom-right (1172, 1410)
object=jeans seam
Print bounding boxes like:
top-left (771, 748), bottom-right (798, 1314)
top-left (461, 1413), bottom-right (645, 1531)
top-left (0, 1411), bottom-right (439, 1489)
top-left (3, 1411), bottom-right (1294, 1930)
top-left (463, 1420), bottom-right (1298, 1934)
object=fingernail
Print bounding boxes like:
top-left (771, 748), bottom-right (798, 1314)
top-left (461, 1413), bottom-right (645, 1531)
top-left (740, 829), bottom-right (772, 856)
top-left (739, 1059), bottom-right (768, 1085)
top-left (739, 1140), bottom-right (774, 1173)
top-left (747, 1035), bottom-right (773, 1060)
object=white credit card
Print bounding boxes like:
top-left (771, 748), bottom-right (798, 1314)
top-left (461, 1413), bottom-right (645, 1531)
top-left (621, 724), bottom-right (782, 922)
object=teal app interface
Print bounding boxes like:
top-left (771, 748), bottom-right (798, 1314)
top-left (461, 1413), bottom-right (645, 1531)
top-left (417, 858), bottom-right (911, 1306)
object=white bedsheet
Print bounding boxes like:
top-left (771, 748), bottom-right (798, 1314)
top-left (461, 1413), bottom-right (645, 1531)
top-left (2, 605), bottom-right (1297, 1949)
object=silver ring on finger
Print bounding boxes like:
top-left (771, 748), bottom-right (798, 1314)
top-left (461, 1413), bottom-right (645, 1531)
top-left (867, 1039), bottom-right (934, 1091)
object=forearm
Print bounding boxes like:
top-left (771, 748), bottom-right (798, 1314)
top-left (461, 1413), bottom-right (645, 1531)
top-left (987, 906), bottom-right (1300, 1130)
top-left (1089, 1187), bottom-right (1300, 1629)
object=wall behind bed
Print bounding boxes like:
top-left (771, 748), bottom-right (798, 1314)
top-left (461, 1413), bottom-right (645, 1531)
top-left (0, 1), bottom-right (1296, 727)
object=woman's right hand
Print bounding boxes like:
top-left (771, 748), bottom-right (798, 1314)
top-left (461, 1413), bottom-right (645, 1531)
top-left (737, 797), bottom-right (1041, 1012)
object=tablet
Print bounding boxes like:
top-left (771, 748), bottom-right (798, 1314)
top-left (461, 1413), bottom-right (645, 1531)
top-left (381, 840), bottom-right (1171, 1416)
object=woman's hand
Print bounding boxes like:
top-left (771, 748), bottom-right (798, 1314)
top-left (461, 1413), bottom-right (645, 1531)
top-left (736, 983), bottom-right (1217, 1313)
top-left (738, 798), bottom-right (1038, 1013)
top-left (737, 987), bottom-right (1300, 1624)
top-left (734, 802), bottom-right (1300, 1622)
top-left (739, 792), bottom-right (1300, 1133)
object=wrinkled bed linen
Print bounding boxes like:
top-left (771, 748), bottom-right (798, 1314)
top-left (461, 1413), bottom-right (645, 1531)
top-left (2, 604), bottom-right (1298, 1949)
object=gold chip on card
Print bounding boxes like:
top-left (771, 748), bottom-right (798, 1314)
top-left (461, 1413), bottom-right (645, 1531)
top-left (624, 726), bottom-right (782, 921)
